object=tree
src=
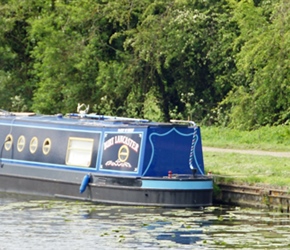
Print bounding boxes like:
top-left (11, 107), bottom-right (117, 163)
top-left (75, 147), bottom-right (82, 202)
top-left (109, 0), bottom-right (237, 122)
top-left (0, 0), bottom-right (36, 111)
top-left (30, 0), bottom-right (103, 114)
top-left (221, 0), bottom-right (290, 129)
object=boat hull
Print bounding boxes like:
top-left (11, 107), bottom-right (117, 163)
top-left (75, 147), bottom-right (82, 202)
top-left (87, 184), bottom-right (213, 208)
top-left (0, 164), bottom-right (212, 208)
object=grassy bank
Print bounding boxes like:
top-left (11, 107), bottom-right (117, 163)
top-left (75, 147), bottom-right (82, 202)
top-left (201, 125), bottom-right (290, 188)
top-left (201, 125), bottom-right (290, 151)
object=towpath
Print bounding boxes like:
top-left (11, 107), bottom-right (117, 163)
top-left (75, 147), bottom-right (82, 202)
top-left (203, 146), bottom-right (290, 158)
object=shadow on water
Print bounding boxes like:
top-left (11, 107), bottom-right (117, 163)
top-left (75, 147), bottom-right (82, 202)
top-left (1, 193), bottom-right (290, 249)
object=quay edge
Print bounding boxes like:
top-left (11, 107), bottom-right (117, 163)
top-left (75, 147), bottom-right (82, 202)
top-left (214, 181), bottom-right (290, 212)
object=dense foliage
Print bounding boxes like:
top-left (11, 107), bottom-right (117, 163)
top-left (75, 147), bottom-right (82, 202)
top-left (0, 0), bottom-right (289, 129)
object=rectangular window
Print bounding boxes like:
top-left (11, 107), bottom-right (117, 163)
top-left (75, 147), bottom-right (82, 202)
top-left (66, 137), bottom-right (94, 167)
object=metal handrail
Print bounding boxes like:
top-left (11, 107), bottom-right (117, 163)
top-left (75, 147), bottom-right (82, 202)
top-left (170, 119), bottom-right (196, 127)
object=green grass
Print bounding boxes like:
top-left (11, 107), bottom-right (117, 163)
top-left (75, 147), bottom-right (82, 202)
top-left (204, 152), bottom-right (290, 188)
top-left (201, 125), bottom-right (290, 151)
top-left (201, 125), bottom-right (290, 188)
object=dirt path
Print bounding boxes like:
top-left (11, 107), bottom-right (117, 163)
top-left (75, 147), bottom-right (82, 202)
top-left (203, 146), bottom-right (290, 158)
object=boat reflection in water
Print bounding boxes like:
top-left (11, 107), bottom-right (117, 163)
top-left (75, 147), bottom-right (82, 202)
top-left (1, 194), bottom-right (290, 249)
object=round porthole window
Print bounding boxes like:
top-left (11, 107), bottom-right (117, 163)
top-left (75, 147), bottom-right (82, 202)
top-left (4, 134), bottom-right (13, 151)
top-left (30, 137), bottom-right (38, 154)
top-left (42, 138), bottom-right (51, 155)
top-left (17, 135), bottom-right (26, 152)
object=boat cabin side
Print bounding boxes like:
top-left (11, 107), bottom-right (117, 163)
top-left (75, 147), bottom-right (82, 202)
top-left (0, 116), bottom-right (205, 177)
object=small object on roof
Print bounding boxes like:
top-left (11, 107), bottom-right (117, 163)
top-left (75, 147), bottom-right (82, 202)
top-left (77, 103), bottom-right (89, 118)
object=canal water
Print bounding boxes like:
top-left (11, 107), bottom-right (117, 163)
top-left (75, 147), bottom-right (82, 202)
top-left (0, 194), bottom-right (290, 249)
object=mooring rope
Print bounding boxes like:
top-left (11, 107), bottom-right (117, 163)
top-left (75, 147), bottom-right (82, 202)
top-left (189, 125), bottom-right (204, 174)
top-left (189, 126), bottom-right (197, 170)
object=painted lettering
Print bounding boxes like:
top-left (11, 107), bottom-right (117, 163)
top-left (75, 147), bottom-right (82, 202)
top-left (114, 135), bottom-right (139, 152)
top-left (105, 160), bottom-right (132, 169)
top-left (104, 137), bottom-right (114, 150)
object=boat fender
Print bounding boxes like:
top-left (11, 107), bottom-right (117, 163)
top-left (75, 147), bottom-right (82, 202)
top-left (80, 174), bottom-right (91, 194)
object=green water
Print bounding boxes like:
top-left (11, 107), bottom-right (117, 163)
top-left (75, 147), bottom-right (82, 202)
top-left (0, 194), bottom-right (290, 249)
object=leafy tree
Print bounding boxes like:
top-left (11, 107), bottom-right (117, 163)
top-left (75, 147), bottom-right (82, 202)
top-left (0, 0), bottom-right (36, 110)
top-left (2, 0), bottom-right (288, 130)
top-left (221, 0), bottom-right (290, 129)
top-left (108, 0), bottom-right (237, 122)
top-left (30, 0), bottom-right (102, 114)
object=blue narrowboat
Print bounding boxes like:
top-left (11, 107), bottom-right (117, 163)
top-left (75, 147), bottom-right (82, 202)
top-left (0, 106), bottom-right (213, 207)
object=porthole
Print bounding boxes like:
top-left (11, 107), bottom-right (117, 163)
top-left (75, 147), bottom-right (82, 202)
top-left (42, 138), bottom-right (51, 155)
top-left (17, 135), bottom-right (26, 152)
top-left (4, 134), bottom-right (13, 151)
top-left (30, 137), bottom-right (38, 154)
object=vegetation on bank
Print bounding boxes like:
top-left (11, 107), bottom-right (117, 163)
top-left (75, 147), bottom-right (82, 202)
top-left (202, 125), bottom-right (290, 152)
top-left (204, 151), bottom-right (290, 188)
top-left (0, 0), bottom-right (289, 130)
top-left (202, 126), bottom-right (290, 188)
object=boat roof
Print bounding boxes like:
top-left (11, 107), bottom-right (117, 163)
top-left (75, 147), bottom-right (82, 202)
top-left (0, 111), bottom-right (196, 128)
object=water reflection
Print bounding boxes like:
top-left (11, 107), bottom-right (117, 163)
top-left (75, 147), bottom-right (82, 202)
top-left (0, 193), bottom-right (290, 249)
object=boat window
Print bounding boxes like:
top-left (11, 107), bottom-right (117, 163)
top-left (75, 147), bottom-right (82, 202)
top-left (4, 134), bottom-right (13, 151)
top-left (66, 137), bottom-right (94, 167)
top-left (30, 137), bottom-right (38, 154)
top-left (17, 135), bottom-right (26, 152)
top-left (43, 138), bottom-right (51, 155)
